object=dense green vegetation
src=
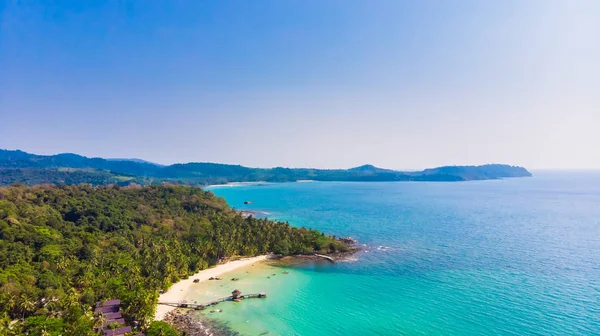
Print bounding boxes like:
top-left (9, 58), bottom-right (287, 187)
top-left (0, 168), bottom-right (151, 187)
top-left (0, 151), bottom-right (162, 177)
top-left (0, 150), bottom-right (532, 187)
top-left (0, 184), bottom-right (347, 335)
top-left (420, 164), bottom-right (532, 180)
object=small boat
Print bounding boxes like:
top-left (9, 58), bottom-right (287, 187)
top-left (244, 201), bottom-right (253, 204)
top-left (210, 309), bottom-right (222, 313)
top-left (231, 278), bottom-right (239, 281)
top-left (282, 271), bottom-right (289, 274)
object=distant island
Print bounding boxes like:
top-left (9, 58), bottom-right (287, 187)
top-left (0, 149), bottom-right (532, 187)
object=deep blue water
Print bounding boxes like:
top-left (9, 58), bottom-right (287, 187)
top-left (207, 172), bottom-right (600, 335)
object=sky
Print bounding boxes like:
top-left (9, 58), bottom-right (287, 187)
top-left (1, 1), bottom-right (599, 169)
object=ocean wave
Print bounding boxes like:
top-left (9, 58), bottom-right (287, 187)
top-left (376, 245), bottom-right (395, 251)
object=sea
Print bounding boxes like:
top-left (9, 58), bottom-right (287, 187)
top-left (194, 172), bottom-right (600, 335)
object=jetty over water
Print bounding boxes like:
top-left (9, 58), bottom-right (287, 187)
top-left (159, 290), bottom-right (266, 310)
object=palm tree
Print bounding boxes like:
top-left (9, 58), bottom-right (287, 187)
top-left (19, 294), bottom-right (35, 319)
top-left (56, 257), bottom-right (69, 271)
top-left (6, 295), bottom-right (16, 315)
top-left (0, 312), bottom-right (12, 334)
top-left (94, 312), bottom-right (107, 330)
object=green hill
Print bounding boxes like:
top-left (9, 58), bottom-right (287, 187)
top-left (0, 149), bottom-right (532, 187)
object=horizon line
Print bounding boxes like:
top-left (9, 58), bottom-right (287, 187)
top-left (4, 148), bottom-right (600, 171)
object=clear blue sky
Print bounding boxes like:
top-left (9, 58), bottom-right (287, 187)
top-left (1, 1), bottom-right (599, 169)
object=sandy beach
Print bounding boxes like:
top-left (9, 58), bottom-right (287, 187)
top-left (155, 255), bottom-right (268, 320)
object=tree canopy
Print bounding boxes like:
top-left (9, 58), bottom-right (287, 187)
top-left (0, 184), bottom-right (347, 335)
top-left (0, 149), bottom-right (532, 187)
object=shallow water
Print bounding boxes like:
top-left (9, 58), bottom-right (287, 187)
top-left (204, 172), bottom-right (600, 335)
top-left (187, 262), bottom-right (307, 335)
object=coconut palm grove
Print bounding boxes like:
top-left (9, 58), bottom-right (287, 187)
top-left (0, 184), bottom-right (348, 335)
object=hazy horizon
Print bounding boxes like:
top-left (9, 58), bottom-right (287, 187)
top-left (5, 147), bottom-right (600, 173)
top-left (2, 1), bottom-right (599, 170)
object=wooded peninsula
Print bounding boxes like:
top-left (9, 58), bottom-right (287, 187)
top-left (0, 184), bottom-right (348, 335)
top-left (0, 149), bottom-right (532, 187)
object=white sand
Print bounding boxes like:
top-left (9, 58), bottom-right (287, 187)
top-left (154, 255), bottom-right (268, 320)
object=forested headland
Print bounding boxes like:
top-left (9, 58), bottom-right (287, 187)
top-left (0, 149), bottom-right (532, 187)
top-left (0, 184), bottom-right (348, 335)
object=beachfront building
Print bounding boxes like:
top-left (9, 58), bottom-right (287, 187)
top-left (95, 299), bottom-right (144, 336)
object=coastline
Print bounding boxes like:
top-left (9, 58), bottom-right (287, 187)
top-left (203, 181), bottom-right (270, 189)
top-left (155, 255), bottom-right (268, 321)
top-left (204, 180), bottom-right (315, 190)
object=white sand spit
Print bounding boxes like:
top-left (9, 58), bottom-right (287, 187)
top-left (155, 255), bottom-right (268, 321)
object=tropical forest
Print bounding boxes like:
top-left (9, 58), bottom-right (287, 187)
top-left (0, 184), bottom-right (348, 335)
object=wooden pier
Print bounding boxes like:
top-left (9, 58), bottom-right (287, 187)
top-left (158, 291), bottom-right (266, 310)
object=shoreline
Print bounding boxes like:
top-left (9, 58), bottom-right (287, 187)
top-left (155, 255), bottom-right (269, 321)
top-left (203, 180), bottom-right (316, 189)
top-left (203, 181), bottom-right (269, 189)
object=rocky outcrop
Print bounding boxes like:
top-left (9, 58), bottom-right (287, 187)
top-left (163, 310), bottom-right (214, 336)
top-left (163, 310), bottom-right (240, 336)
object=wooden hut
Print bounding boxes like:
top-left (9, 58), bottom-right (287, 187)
top-left (95, 299), bottom-right (144, 336)
top-left (232, 289), bottom-right (242, 300)
top-left (95, 300), bottom-right (120, 314)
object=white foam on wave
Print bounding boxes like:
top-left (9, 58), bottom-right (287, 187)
top-left (376, 246), bottom-right (395, 251)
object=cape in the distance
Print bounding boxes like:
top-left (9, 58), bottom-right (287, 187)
top-left (0, 149), bottom-right (532, 187)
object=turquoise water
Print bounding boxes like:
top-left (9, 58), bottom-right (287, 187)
top-left (206, 172), bottom-right (600, 335)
